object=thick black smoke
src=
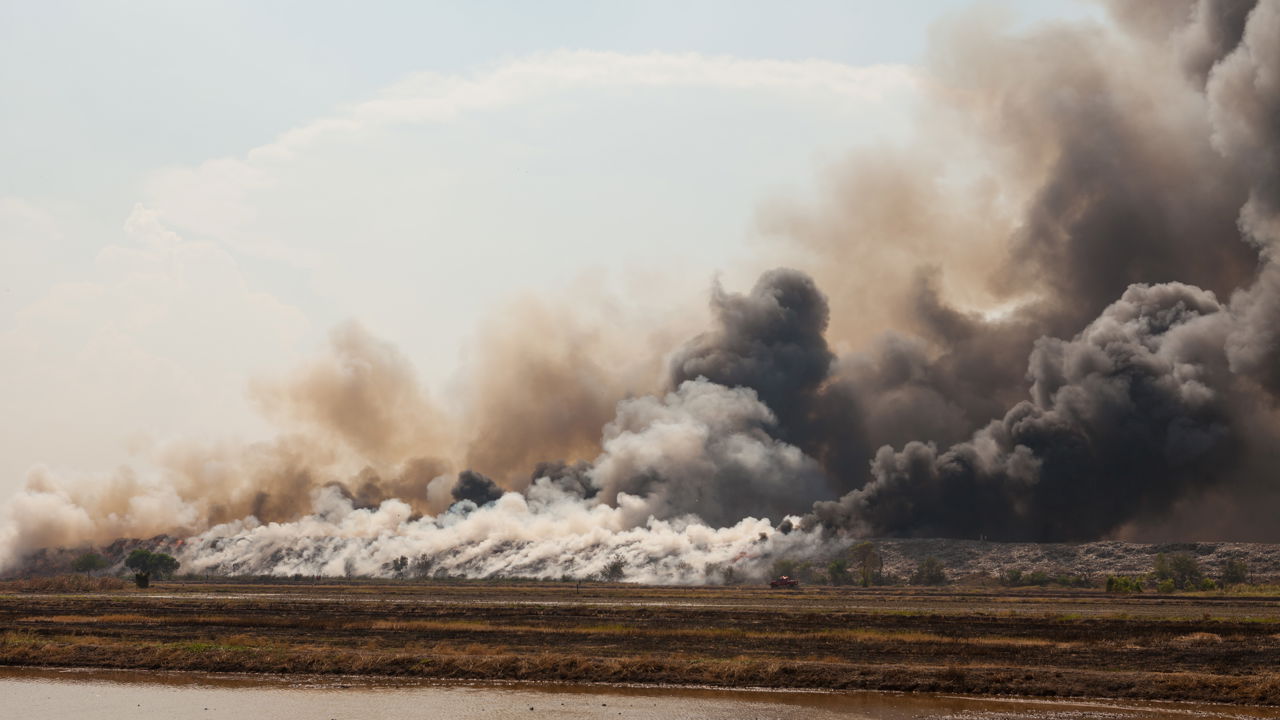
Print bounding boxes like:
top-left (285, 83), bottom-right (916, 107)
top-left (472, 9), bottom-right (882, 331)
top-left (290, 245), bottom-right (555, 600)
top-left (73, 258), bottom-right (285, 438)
top-left (668, 268), bottom-right (834, 434)
top-left (653, 1), bottom-right (1280, 542)
top-left (789, 0), bottom-right (1280, 541)
top-left (809, 282), bottom-right (1248, 540)
top-left (451, 470), bottom-right (504, 507)
top-left (529, 461), bottom-right (596, 499)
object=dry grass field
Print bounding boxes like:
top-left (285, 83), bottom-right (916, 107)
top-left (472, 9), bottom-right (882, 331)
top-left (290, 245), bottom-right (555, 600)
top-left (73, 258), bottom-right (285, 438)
top-left (3, 579), bottom-right (1280, 704)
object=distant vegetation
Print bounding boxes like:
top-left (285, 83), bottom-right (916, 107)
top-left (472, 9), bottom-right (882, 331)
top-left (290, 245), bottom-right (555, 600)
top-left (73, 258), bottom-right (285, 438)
top-left (761, 545), bottom-right (1266, 594)
top-left (1152, 552), bottom-right (1206, 591)
top-left (599, 555), bottom-right (627, 583)
top-left (910, 556), bottom-right (947, 586)
top-left (1001, 569), bottom-right (1091, 588)
top-left (124, 549), bottom-right (180, 588)
top-left (849, 542), bottom-right (885, 587)
top-left (71, 552), bottom-right (107, 575)
top-left (1223, 559), bottom-right (1250, 585)
top-left (1105, 575), bottom-right (1144, 593)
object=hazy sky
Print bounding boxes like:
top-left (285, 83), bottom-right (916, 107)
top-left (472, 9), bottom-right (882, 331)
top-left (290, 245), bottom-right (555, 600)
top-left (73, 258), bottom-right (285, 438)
top-left (0, 1), bottom-right (1101, 498)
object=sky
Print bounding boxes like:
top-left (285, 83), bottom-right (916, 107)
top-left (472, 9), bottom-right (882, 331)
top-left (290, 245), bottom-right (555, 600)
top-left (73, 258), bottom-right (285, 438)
top-left (0, 0), bottom-right (1102, 501)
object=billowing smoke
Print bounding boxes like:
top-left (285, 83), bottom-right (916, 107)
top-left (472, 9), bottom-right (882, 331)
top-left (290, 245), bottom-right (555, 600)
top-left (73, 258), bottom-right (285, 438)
top-left (798, 0), bottom-right (1280, 541)
top-left (4, 1), bottom-right (1280, 578)
top-left (180, 485), bottom-right (828, 583)
top-left (590, 378), bottom-right (827, 527)
top-left (450, 470), bottom-right (504, 507)
top-left (810, 281), bottom-right (1248, 540)
top-left (669, 268), bottom-right (835, 437)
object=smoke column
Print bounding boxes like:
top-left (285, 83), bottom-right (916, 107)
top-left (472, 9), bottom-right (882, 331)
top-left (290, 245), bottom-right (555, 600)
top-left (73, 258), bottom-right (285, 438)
top-left (3, 1), bottom-right (1280, 579)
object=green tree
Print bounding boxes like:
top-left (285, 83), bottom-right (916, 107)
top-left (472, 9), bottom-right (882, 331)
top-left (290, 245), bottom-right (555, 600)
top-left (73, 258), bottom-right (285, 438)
top-left (1167, 553), bottom-right (1203, 590)
top-left (849, 541), bottom-right (884, 587)
top-left (1153, 552), bottom-right (1204, 591)
top-left (1222, 559), bottom-right (1249, 586)
top-left (1153, 553), bottom-right (1171, 581)
top-left (71, 552), bottom-right (107, 575)
top-left (910, 556), bottom-right (947, 586)
top-left (827, 558), bottom-right (852, 586)
top-left (125, 549), bottom-right (181, 586)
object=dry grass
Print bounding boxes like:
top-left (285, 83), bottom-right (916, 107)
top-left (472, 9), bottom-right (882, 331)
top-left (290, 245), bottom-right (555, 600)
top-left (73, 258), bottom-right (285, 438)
top-left (367, 619), bottom-right (494, 632)
top-left (0, 576), bottom-right (127, 593)
top-left (1172, 632), bottom-right (1224, 644)
top-left (4, 580), bottom-right (1280, 704)
top-left (0, 632), bottom-right (1276, 704)
top-left (21, 614), bottom-right (155, 624)
top-left (356, 618), bottom-right (1059, 648)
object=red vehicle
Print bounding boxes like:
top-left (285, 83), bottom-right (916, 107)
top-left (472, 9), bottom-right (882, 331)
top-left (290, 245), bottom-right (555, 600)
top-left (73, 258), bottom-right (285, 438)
top-left (769, 575), bottom-right (800, 589)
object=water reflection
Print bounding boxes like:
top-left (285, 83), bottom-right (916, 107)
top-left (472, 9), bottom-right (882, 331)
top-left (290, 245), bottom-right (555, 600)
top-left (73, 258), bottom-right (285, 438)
top-left (3, 667), bottom-right (1276, 720)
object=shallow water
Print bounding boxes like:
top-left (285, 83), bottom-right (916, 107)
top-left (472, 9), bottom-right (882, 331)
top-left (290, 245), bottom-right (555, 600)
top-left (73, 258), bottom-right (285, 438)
top-left (3, 667), bottom-right (1277, 720)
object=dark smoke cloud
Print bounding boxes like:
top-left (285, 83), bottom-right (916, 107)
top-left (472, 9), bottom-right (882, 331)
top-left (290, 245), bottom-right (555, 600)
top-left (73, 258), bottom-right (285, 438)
top-left (668, 268), bottom-right (834, 435)
top-left (796, 0), bottom-right (1280, 541)
top-left (665, 268), bottom-right (881, 495)
top-left (529, 461), bottom-right (596, 499)
top-left (451, 470), bottom-right (504, 507)
top-left (809, 282), bottom-right (1244, 540)
top-left (742, 2), bottom-right (1261, 516)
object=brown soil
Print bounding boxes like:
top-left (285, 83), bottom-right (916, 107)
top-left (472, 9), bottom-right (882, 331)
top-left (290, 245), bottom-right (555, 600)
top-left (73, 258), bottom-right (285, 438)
top-left (3, 580), bottom-right (1280, 704)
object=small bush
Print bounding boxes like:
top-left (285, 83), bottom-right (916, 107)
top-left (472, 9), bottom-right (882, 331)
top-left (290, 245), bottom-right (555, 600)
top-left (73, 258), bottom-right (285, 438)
top-left (1157, 579), bottom-right (1176, 594)
top-left (1106, 575), bottom-right (1143, 593)
top-left (599, 555), bottom-right (626, 583)
top-left (771, 558), bottom-right (798, 578)
top-left (910, 556), bottom-right (947, 586)
top-left (1001, 568), bottom-right (1089, 588)
top-left (770, 558), bottom-right (824, 584)
top-left (1200, 578), bottom-right (1218, 591)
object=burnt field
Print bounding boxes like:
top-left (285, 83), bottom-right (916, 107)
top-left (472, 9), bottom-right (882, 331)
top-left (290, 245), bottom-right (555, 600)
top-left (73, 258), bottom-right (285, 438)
top-left (3, 580), bottom-right (1280, 704)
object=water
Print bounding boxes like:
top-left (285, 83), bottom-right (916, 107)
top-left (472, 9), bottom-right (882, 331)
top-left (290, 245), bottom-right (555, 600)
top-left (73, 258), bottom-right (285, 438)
top-left (3, 667), bottom-right (1277, 720)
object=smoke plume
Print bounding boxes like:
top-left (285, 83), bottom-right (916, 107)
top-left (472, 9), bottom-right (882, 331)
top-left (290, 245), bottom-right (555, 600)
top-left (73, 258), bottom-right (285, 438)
top-left (5, 1), bottom-right (1280, 579)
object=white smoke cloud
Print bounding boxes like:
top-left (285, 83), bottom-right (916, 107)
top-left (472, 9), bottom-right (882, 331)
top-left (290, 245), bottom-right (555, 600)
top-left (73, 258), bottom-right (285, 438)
top-left (180, 482), bottom-right (827, 584)
top-left (591, 379), bottom-right (828, 527)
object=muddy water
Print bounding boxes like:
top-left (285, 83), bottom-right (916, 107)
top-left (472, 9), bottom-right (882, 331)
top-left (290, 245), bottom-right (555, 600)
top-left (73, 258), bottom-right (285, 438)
top-left (3, 667), bottom-right (1277, 720)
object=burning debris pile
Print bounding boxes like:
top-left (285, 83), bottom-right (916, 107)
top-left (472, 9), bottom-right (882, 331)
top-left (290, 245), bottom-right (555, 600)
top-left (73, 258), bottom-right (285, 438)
top-left (4, 1), bottom-right (1280, 580)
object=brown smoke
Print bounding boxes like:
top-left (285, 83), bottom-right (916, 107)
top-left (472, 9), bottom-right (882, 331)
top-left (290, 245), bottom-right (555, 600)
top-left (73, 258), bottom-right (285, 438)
top-left (458, 290), bottom-right (679, 488)
top-left (250, 320), bottom-right (450, 467)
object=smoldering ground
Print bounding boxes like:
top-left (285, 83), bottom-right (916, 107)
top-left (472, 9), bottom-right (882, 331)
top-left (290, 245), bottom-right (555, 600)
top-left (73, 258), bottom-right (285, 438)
top-left (4, 1), bottom-right (1280, 580)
